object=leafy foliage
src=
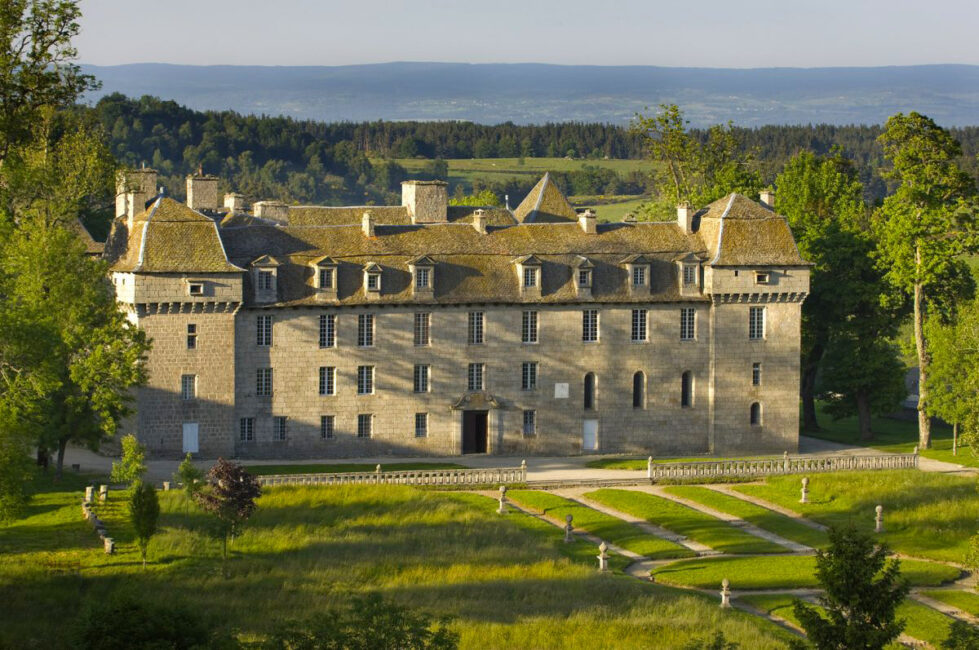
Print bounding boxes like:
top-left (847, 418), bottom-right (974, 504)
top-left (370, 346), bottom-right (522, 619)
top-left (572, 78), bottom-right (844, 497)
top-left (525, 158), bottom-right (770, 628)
top-left (926, 298), bottom-right (979, 453)
top-left (193, 458), bottom-right (261, 562)
top-left (110, 433), bottom-right (147, 485)
top-left (680, 632), bottom-right (740, 650)
top-left (71, 593), bottom-right (223, 650)
top-left (264, 592), bottom-right (458, 650)
top-left (941, 620), bottom-right (979, 650)
top-left (128, 480), bottom-right (159, 568)
top-left (793, 525), bottom-right (910, 650)
top-left (175, 452), bottom-right (204, 497)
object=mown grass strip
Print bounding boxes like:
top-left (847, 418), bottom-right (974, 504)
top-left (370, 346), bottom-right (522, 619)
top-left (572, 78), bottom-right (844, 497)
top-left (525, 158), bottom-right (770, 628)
top-left (584, 489), bottom-right (785, 555)
top-left (664, 486), bottom-right (829, 549)
top-left (896, 599), bottom-right (957, 647)
top-left (920, 589), bottom-right (979, 617)
top-left (507, 490), bottom-right (694, 560)
top-left (650, 555), bottom-right (960, 590)
top-left (242, 462), bottom-right (466, 476)
top-left (584, 456), bottom-right (776, 470)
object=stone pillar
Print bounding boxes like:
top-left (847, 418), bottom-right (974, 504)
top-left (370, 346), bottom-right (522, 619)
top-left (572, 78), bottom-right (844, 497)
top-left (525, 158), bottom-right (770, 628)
top-left (875, 505), bottom-right (884, 533)
top-left (647, 456), bottom-right (654, 480)
top-left (98, 485), bottom-right (108, 502)
top-left (800, 477), bottom-right (809, 504)
top-left (84, 486), bottom-right (94, 504)
top-left (375, 464), bottom-right (382, 485)
top-left (783, 451), bottom-right (789, 472)
top-left (104, 537), bottom-right (115, 554)
top-left (520, 459), bottom-right (527, 480)
top-left (564, 514), bottom-right (574, 543)
top-left (162, 481), bottom-right (171, 491)
top-left (497, 485), bottom-right (508, 515)
top-left (597, 541), bottom-right (609, 572)
top-left (720, 579), bottom-right (731, 608)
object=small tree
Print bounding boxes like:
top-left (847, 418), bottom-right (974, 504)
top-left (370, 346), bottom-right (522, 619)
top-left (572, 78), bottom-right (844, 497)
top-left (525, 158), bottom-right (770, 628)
top-left (110, 434), bottom-right (146, 485)
top-left (793, 525), bottom-right (909, 650)
top-left (128, 480), bottom-right (159, 569)
top-left (942, 620), bottom-right (979, 649)
top-left (175, 452), bottom-right (203, 497)
top-left (194, 458), bottom-right (261, 565)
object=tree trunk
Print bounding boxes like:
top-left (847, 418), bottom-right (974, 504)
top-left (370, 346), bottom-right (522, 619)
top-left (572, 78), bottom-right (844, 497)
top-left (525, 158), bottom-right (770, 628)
top-left (953, 422), bottom-right (958, 456)
top-left (857, 391), bottom-right (874, 441)
top-left (800, 343), bottom-right (825, 432)
top-left (913, 248), bottom-right (931, 448)
top-left (55, 438), bottom-right (68, 481)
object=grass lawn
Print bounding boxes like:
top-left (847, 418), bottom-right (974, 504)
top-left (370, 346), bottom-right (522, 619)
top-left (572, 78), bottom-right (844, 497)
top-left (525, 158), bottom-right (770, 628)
top-left (573, 196), bottom-right (649, 222)
top-left (804, 401), bottom-right (977, 468)
top-left (585, 489), bottom-right (785, 555)
top-left (921, 589), bottom-right (979, 616)
top-left (242, 462), bottom-right (467, 476)
top-left (663, 487), bottom-right (829, 549)
top-left (585, 455), bottom-right (777, 470)
top-left (733, 471), bottom-right (979, 564)
top-left (738, 594), bottom-right (808, 629)
top-left (650, 554), bottom-right (959, 590)
top-left (3, 476), bottom-right (799, 649)
top-left (507, 490), bottom-right (695, 560)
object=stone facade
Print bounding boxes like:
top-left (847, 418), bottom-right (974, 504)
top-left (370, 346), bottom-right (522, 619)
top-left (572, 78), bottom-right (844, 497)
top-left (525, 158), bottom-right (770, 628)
top-left (105, 175), bottom-right (809, 459)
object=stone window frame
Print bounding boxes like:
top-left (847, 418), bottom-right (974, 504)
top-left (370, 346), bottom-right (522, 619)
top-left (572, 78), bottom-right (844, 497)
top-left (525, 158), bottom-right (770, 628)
top-left (683, 264), bottom-right (698, 286)
top-left (521, 310), bottom-right (539, 344)
top-left (414, 312), bottom-right (431, 346)
top-left (187, 281), bottom-right (204, 296)
top-left (749, 306), bottom-right (766, 340)
top-left (180, 374), bottom-right (197, 401)
top-left (357, 413), bottom-right (373, 438)
top-left (582, 309), bottom-right (599, 343)
top-left (755, 272), bottom-right (771, 285)
top-left (357, 313), bottom-right (375, 347)
top-left (631, 309), bottom-right (648, 343)
top-left (584, 372), bottom-right (597, 410)
top-left (239, 417), bottom-right (255, 442)
top-left (632, 266), bottom-right (647, 287)
top-left (680, 307), bottom-right (696, 341)
top-left (319, 314), bottom-right (336, 348)
top-left (522, 410), bottom-right (537, 437)
top-left (415, 267), bottom-right (431, 290)
top-left (521, 361), bottom-right (538, 391)
top-left (523, 266), bottom-right (539, 289)
top-left (320, 415), bottom-right (335, 440)
top-left (752, 362), bottom-right (762, 386)
top-left (632, 371), bottom-right (646, 409)
top-left (413, 364), bottom-right (430, 393)
top-left (256, 367), bottom-right (273, 397)
top-left (468, 311), bottom-right (485, 345)
top-left (256, 314), bottom-right (273, 347)
top-left (681, 371), bottom-right (694, 408)
top-left (467, 363), bottom-right (485, 391)
top-left (356, 365), bottom-right (374, 395)
top-left (273, 416), bottom-right (287, 441)
top-left (257, 270), bottom-right (274, 292)
top-left (318, 267), bottom-right (335, 290)
top-left (319, 366), bottom-right (336, 396)
top-left (414, 412), bottom-right (428, 438)
top-left (750, 402), bottom-right (762, 426)
top-left (186, 323), bottom-right (198, 350)
top-left (578, 269), bottom-right (592, 288)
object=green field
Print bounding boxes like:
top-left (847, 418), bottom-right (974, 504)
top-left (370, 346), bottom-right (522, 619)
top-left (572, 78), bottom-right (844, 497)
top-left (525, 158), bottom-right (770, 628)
top-left (584, 489), bottom-right (785, 555)
top-left (734, 471), bottom-right (979, 563)
top-left (650, 555), bottom-right (959, 590)
top-left (4, 476), bottom-right (801, 649)
top-left (662, 486), bottom-right (830, 549)
top-left (921, 590), bottom-right (979, 616)
top-left (507, 490), bottom-right (694, 560)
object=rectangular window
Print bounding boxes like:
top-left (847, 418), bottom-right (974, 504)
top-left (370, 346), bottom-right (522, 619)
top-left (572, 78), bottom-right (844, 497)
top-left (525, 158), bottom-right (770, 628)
top-left (256, 315), bottom-right (273, 346)
top-left (523, 267), bottom-right (538, 288)
top-left (256, 368), bottom-right (273, 396)
top-left (413, 364), bottom-right (430, 393)
top-left (319, 314), bottom-right (336, 348)
top-left (187, 323), bottom-right (197, 350)
top-left (273, 416), bottom-right (287, 441)
top-left (631, 309), bottom-right (648, 342)
top-left (522, 310), bottom-right (538, 344)
top-left (319, 267), bottom-right (333, 289)
top-left (357, 313), bottom-right (374, 347)
top-left (366, 273), bottom-right (380, 291)
top-left (582, 309), bottom-right (599, 343)
top-left (257, 270), bottom-right (273, 291)
top-left (414, 312), bottom-right (430, 346)
top-left (414, 413), bottom-right (428, 438)
top-left (523, 410), bottom-right (536, 436)
top-left (319, 366), bottom-right (335, 396)
top-left (188, 282), bottom-right (204, 296)
top-left (683, 265), bottom-right (697, 286)
top-left (320, 415), bottom-right (335, 440)
top-left (522, 362), bottom-right (538, 391)
top-left (357, 414), bottom-right (373, 438)
top-left (239, 417), bottom-right (254, 442)
top-left (752, 362), bottom-right (762, 386)
top-left (467, 363), bottom-right (484, 391)
top-left (755, 272), bottom-right (770, 285)
top-left (357, 365), bottom-right (374, 395)
top-left (680, 307), bottom-right (696, 341)
top-left (415, 268), bottom-right (430, 289)
top-left (468, 311), bottom-right (484, 345)
top-left (181, 374), bottom-right (196, 400)
top-left (749, 307), bottom-right (766, 340)
top-left (578, 269), bottom-right (591, 287)
top-left (632, 266), bottom-right (646, 286)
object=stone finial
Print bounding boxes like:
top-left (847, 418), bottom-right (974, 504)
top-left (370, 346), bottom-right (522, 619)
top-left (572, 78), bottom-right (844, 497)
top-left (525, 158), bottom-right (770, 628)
top-left (800, 477), bottom-right (809, 504)
top-left (564, 514), bottom-right (574, 543)
top-left (472, 209), bottom-right (487, 234)
top-left (362, 211), bottom-right (376, 238)
top-left (520, 459), bottom-right (527, 476)
top-left (497, 485), bottom-right (508, 515)
top-left (875, 505), bottom-right (884, 533)
top-left (597, 541), bottom-right (609, 572)
top-left (720, 578), bottom-right (731, 608)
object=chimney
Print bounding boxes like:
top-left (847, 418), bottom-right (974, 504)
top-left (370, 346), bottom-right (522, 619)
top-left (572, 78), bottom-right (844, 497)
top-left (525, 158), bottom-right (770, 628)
top-left (253, 200), bottom-right (289, 223)
top-left (759, 189), bottom-right (775, 208)
top-left (401, 180), bottom-right (448, 223)
top-left (362, 210), bottom-right (376, 238)
top-left (578, 209), bottom-right (597, 234)
top-left (472, 209), bottom-right (487, 234)
top-left (186, 173), bottom-right (219, 211)
top-left (677, 202), bottom-right (694, 234)
top-left (224, 192), bottom-right (246, 213)
top-left (116, 168), bottom-right (158, 229)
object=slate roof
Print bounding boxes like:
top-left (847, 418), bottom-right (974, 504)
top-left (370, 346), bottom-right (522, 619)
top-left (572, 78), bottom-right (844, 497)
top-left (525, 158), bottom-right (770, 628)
top-left (513, 173), bottom-right (579, 223)
top-left (280, 205), bottom-right (516, 227)
top-left (698, 194), bottom-right (807, 267)
top-left (69, 218), bottom-right (104, 255)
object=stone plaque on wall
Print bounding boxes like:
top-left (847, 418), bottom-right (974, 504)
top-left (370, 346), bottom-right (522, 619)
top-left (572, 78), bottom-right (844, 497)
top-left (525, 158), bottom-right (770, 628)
top-left (554, 383), bottom-right (569, 399)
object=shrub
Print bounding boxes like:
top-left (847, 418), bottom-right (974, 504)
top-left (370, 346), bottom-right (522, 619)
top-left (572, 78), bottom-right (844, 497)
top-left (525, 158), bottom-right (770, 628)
top-left (129, 480), bottom-right (159, 568)
top-left (194, 458), bottom-right (261, 564)
top-left (109, 434), bottom-right (146, 485)
top-left (72, 593), bottom-right (219, 649)
top-left (175, 452), bottom-right (203, 497)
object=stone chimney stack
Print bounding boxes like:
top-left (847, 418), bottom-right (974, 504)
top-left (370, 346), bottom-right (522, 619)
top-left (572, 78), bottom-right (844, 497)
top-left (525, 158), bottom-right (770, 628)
top-left (224, 192), bottom-right (246, 213)
top-left (253, 200), bottom-right (289, 223)
top-left (472, 209), bottom-right (487, 234)
top-left (402, 180), bottom-right (448, 224)
top-left (578, 209), bottom-right (597, 234)
top-left (186, 171), bottom-right (219, 212)
top-left (362, 210), bottom-right (376, 238)
top-left (677, 202), bottom-right (694, 234)
top-left (759, 189), bottom-right (775, 208)
top-left (116, 167), bottom-right (158, 231)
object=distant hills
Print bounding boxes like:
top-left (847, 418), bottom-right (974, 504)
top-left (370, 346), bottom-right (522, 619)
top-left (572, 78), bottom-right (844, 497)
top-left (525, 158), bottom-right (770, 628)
top-left (81, 62), bottom-right (979, 127)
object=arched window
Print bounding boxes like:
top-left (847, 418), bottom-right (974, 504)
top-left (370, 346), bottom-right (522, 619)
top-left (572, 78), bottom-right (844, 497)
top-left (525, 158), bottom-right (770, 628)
top-left (633, 371), bottom-right (645, 409)
top-left (680, 371), bottom-right (693, 408)
top-left (750, 402), bottom-right (762, 426)
top-left (584, 373), bottom-right (596, 410)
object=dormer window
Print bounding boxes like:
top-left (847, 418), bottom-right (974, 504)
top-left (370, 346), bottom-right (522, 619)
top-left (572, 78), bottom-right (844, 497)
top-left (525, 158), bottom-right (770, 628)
top-left (621, 254), bottom-right (651, 296)
top-left (257, 271), bottom-right (273, 291)
top-left (683, 265), bottom-right (697, 286)
top-left (573, 256), bottom-right (594, 298)
top-left (319, 268), bottom-right (334, 289)
top-left (523, 267), bottom-right (538, 289)
top-left (632, 266), bottom-right (647, 287)
top-left (578, 269), bottom-right (591, 288)
top-left (367, 273), bottom-right (380, 291)
top-left (363, 262), bottom-right (382, 299)
top-left (514, 255), bottom-right (543, 298)
top-left (674, 253), bottom-right (702, 296)
top-left (408, 255), bottom-right (435, 299)
top-left (187, 282), bottom-right (204, 296)
top-left (250, 255), bottom-right (281, 304)
top-left (310, 256), bottom-right (338, 302)
top-left (755, 272), bottom-right (770, 285)
top-left (416, 268), bottom-right (430, 289)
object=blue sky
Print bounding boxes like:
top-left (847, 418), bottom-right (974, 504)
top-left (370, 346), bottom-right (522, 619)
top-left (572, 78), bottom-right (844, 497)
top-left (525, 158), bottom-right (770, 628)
top-left (78, 0), bottom-right (979, 68)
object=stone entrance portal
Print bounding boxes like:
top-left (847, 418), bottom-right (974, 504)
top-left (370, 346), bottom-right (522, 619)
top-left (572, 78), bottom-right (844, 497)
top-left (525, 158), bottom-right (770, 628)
top-left (462, 410), bottom-right (488, 454)
top-left (451, 391), bottom-right (504, 455)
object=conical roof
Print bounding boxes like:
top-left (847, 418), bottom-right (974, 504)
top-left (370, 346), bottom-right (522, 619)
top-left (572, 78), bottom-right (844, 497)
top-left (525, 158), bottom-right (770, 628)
top-left (513, 173), bottom-right (578, 223)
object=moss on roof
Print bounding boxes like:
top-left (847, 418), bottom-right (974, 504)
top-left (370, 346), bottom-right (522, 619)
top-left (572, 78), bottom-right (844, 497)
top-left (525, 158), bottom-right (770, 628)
top-left (513, 173), bottom-right (579, 223)
top-left (698, 194), bottom-right (808, 267)
top-left (67, 218), bottom-right (104, 255)
top-left (287, 206), bottom-right (410, 226)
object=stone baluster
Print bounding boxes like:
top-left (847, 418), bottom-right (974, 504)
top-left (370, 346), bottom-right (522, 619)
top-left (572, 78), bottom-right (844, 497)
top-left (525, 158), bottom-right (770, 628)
top-left (98, 485), bottom-right (108, 502)
top-left (597, 541), bottom-right (609, 572)
top-left (564, 514), bottom-right (575, 543)
top-left (875, 505), bottom-right (884, 533)
top-left (720, 579), bottom-right (731, 608)
top-left (375, 464), bottom-right (382, 484)
top-left (800, 477), bottom-right (809, 504)
top-left (647, 456), bottom-right (653, 480)
top-left (497, 485), bottom-right (508, 515)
